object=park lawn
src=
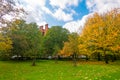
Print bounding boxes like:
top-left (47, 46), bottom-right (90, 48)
top-left (0, 60), bottom-right (120, 80)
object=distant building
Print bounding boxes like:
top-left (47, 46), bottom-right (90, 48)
top-left (40, 24), bottom-right (49, 35)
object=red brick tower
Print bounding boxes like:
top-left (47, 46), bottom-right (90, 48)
top-left (40, 25), bottom-right (44, 35)
top-left (45, 24), bottom-right (48, 35)
top-left (40, 24), bottom-right (49, 35)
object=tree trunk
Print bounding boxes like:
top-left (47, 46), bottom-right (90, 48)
top-left (86, 55), bottom-right (89, 61)
top-left (73, 53), bottom-right (77, 67)
top-left (55, 56), bottom-right (58, 64)
top-left (16, 55), bottom-right (19, 60)
top-left (104, 50), bottom-right (109, 64)
top-left (105, 55), bottom-right (108, 64)
top-left (113, 54), bottom-right (117, 60)
top-left (97, 53), bottom-right (101, 61)
top-left (112, 54), bottom-right (117, 62)
top-left (32, 57), bottom-right (36, 66)
top-left (111, 55), bottom-right (114, 62)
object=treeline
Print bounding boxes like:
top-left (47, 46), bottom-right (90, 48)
top-left (0, 20), bottom-right (70, 65)
top-left (60, 8), bottom-right (120, 64)
top-left (0, 8), bottom-right (120, 65)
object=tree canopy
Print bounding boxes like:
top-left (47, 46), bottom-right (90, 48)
top-left (78, 8), bottom-right (120, 63)
top-left (41, 26), bottom-right (69, 57)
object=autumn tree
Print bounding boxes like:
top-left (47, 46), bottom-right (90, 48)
top-left (78, 36), bottom-right (91, 61)
top-left (0, 28), bottom-right (12, 60)
top-left (60, 33), bottom-right (79, 66)
top-left (79, 8), bottom-right (120, 64)
top-left (0, 20), bottom-right (13, 60)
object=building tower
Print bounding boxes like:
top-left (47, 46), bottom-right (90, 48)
top-left (40, 24), bottom-right (49, 35)
top-left (45, 24), bottom-right (48, 35)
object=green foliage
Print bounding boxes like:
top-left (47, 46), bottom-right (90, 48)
top-left (9, 20), bottom-right (28, 57)
top-left (42, 26), bottom-right (69, 56)
top-left (25, 23), bottom-right (42, 56)
top-left (9, 20), bottom-right (43, 60)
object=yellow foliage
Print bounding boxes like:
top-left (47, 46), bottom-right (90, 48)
top-left (0, 34), bottom-right (12, 52)
top-left (59, 33), bottom-right (79, 57)
top-left (59, 42), bottom-right (73, 57)
top-left (78, 8), bottom-right (120, 55)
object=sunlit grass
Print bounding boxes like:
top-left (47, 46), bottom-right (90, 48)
top-left (0, 60), bottom-right (120, 80)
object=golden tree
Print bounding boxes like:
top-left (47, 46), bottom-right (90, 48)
top-left (0, 33), bottom-right (12, 59)
top-left (60, 33), bottom-right (79, 66)
top-left (79, 8), bottom-right (120, 63)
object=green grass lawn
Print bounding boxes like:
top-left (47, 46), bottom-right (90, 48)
top-left (0, 60), bottom-right (120, 80)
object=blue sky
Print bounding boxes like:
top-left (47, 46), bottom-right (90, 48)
top-left (12, 0), bottom-right (120, 32)
top-left (19, 0), bottom-right (85, 26)
top-left (44, 0), bottom-right (89, 26)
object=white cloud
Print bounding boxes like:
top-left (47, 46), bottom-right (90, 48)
top-left (53, 8), bottom-right (73, 21)
top-left (63, 13), bottom-right (93, 33)
top-left (13, 0), bottom-right (47, 26)
top-left (15, 0), bottom-right (80, 26)
top-left (49, 0), bottom-right (82, 22)
top-left (64, 0), bottom-right (120, 33)
top-left (23, 5), bottom-right (44, 25)
top-left (63, 21), bottom-right (80, 33)
top-left (41, 7), bottom-right (52, 15)
top-left (86, 0), bottom-right (120, 13)
top-left (48, 0), bottom-right (81, 21)
top-left (50, 0), bottom-right (80, 9)
top-left (23, 0), bottom-right (46, 7)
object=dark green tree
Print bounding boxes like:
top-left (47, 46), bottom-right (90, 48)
top-left (42, 26), bottom-right (69, 57)
top-left (9, 20), bottom-right (28, 59)
top-left (9, 19), bottom-right (42, 66)
top-left (25, 23), bottom-right (42, 66)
